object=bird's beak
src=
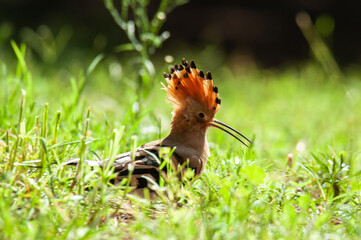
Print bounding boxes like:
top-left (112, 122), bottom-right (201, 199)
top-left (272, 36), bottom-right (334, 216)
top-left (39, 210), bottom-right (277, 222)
top-left (208, 119), bottom-right (252, 148)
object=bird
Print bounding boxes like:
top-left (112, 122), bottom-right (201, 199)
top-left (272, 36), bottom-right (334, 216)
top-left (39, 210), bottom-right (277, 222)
top-left (66, 58), bottom-right (251, 198)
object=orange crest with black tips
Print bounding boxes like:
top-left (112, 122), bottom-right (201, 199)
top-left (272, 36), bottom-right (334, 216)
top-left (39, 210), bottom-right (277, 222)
top-left (162, 59), bottom-right (221, 114)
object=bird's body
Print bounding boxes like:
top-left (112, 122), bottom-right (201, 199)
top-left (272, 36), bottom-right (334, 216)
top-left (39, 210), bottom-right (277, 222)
top-left (66, 59), bottom-right (250, 197)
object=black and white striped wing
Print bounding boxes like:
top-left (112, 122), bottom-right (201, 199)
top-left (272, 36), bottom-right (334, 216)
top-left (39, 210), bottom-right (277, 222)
top-left (65, 140), bottom-right (178, 192)
top-left (106, 147), bottom-right (165, 189)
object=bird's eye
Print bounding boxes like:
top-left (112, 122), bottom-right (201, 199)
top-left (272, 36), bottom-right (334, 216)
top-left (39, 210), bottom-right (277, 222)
top-left (198, 112), bottom-right (205, 118)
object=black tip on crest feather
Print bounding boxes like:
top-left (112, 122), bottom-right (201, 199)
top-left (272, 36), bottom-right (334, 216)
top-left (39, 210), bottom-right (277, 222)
top-left (182, 58), bottom-right (187, 65)
top-left (206, 72), bottom-right (212, 80)
top-left (185, 66), bottom-right (191, 73)
top-left (213, 86), bottom-right (218, 93)
top-left (190, 60), bottom-right (196, 69)
top-left (199, 71), bottom-right (204, 78)
top-left (183, 73), bottom-right (189, 78)
top-left (182, 58), bottom-right (189, 67)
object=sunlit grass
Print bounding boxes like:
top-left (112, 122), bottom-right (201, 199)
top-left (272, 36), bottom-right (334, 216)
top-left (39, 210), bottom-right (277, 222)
top-left (1, 45), bottom-right (361, 239)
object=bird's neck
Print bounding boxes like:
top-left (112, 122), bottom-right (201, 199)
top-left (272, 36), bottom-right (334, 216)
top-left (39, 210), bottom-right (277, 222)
top-left (165, 115), bottom-right (209, 157)
top-left (162, 112), bottom-right (210, 177)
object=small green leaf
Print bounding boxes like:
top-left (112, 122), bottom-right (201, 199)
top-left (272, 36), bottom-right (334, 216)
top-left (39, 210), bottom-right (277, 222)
top-left (114, 43), bottom-right (135, 52)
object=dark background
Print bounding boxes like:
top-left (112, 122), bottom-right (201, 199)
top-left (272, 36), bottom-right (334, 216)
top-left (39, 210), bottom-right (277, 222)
top-left (1, 0), bottom-right (361, 68)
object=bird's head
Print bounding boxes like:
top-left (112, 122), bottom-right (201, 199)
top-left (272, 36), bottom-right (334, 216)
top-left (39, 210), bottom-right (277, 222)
top-left (162, 59), bottom-right (251, 147)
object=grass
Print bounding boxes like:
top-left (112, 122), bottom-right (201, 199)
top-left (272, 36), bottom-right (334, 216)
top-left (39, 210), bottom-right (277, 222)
top-left (1, 42), bottom-right (361, 239)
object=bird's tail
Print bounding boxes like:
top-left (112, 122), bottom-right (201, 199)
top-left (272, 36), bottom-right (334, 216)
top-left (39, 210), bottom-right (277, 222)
top-left (63, 158), bottom-right (100, 167)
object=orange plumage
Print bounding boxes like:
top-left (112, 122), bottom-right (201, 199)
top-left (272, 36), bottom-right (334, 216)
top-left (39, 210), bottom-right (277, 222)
top-left (162, 59), bottom-right (220, 115)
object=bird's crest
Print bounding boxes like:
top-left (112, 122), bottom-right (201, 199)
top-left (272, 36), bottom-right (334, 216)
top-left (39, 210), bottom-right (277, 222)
top-left (162, 59), bottom-right (221, 114)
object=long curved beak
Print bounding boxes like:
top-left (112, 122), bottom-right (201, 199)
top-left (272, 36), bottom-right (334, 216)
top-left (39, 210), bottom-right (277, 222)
top-left (209, 119), bottom-right (252, 148)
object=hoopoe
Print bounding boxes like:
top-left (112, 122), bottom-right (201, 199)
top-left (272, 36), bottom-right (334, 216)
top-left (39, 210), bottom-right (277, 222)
top-left (66, 59), bottom-right (251, 197)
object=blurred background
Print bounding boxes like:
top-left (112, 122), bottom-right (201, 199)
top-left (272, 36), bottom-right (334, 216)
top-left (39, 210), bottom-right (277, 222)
top-left (1, 0), bottom-right (361, 67)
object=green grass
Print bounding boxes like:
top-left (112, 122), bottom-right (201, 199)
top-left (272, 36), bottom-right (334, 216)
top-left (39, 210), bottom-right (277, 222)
top-left (1, 44), bottom-right (361, 239)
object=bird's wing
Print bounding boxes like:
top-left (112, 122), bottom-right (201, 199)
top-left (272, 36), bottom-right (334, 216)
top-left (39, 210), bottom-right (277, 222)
top-left (64, 140), bottom-right (184, 193)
